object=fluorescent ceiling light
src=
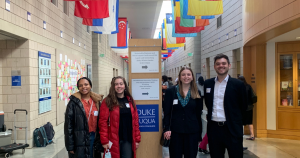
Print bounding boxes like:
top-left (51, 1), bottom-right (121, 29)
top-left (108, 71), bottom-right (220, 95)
top-left (153, 1), bottom-right (172, 39)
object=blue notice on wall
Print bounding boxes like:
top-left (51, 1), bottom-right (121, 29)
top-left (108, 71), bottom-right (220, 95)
top-left (12, 76), bottom-right (21, 86)
top-left (137, 104), bottom-right (159, 132)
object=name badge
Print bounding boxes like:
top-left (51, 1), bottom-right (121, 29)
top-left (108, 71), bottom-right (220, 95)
top-left (125, 103), bottom-right (130, 108)
top-left (94, 111), bottom-right (98, 116)
top-left (173, 99), bottom-right (178, 105)
top-left (206, 88), bottom-right (211, 93)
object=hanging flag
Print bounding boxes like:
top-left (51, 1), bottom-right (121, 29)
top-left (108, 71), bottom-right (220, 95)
top-left (109, 18), bottom-right (128, 48)
top-left (87, 0), bottom-right (119, 34)
top-left (187, 0), bottom-right (223, 16)
top-left (181, 0), bottom-right (216, 19)
top-left (74, 0), bottom-right (109, 19)
top-left (174, 0), bottom-right (209, 28)
top-left (170, 2), bottom-right (197, 37)
top-left (164, 18), bottom-right (185, 48)
top-left (162, 22), bottom-right (167, 50)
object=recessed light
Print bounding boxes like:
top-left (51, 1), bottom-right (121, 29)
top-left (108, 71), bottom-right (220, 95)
top-left (296, 37), bottom-right (300, 40)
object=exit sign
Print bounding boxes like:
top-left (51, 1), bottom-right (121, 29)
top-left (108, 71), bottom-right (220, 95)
top-left (100, 54), bottom-right (105, 57)
top-left (188, 53), bottom-right (193, 56)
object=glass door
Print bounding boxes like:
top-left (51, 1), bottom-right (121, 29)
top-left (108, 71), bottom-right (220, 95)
top-left (279, 54), bottom-right (294, 107)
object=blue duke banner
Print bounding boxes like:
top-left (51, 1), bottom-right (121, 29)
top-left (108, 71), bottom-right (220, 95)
top-left (137, 104), bottom-right (159, 132)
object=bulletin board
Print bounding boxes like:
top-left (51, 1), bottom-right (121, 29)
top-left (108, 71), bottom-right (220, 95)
top-left (38, 51), bottom-right (52, 114)
top-left (56, 50), bottom-right (87, 125)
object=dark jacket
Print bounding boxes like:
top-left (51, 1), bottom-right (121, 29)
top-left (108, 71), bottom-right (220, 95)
top-left (204, 76), bottom-right (247, 137)
top-left (163, 86), bottom-right (203, 140)
top-left (99, 97), bottom-right (141, 158)
top-left (64, 92), bottom-right (103, 158)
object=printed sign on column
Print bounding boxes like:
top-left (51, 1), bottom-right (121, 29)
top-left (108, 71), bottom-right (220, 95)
top-left (38, 51), bottom-right (52, 114)
top-left (131, 79), bottom-right (159, 100)
top-left (137, 104), bottom-right (159, 132)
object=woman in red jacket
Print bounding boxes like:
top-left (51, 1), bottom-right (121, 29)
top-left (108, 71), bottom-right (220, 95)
top-left (99, 76), bottom-right (141, 158)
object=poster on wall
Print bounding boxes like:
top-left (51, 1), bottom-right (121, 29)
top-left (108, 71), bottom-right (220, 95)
top-left (56, 54), bottom-right (86, 106)
top-left (137, 104), bottom-right (159, 132)
top-left (131, 79), bottom-right (160, 100)
top-left (38, 51), bottom-right (52, 114)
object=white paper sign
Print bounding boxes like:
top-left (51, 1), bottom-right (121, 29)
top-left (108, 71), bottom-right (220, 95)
top-left (58, 70), bottom-right (61, 77)
top-left (60, 54), bottom-right (62, 61)
top-left (131, 79), bottom-right (160, 100)
top-left (131, 51), bottom-right (159, 73)
top-left (60, 31), bottom-right (63, 38)
top-left (57, 79), bottom-right (61, 86)
top-left (65, 55), bottom-right (67, 62)
top-left (65, 99), bottom-right (68, 106)
top-left (73, 38), bottom-right (75, 43)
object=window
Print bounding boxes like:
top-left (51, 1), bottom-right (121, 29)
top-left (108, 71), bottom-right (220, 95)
top-left (51, 0), bottom-right (57, 6)
top-left (113, 68), bottom-right (115, 77)
top-left (217, 15), bottom-right (222, 28)
top-left (206, 57), bottom-right (210, 79)
top-left (87, 26), bottom-right (90, 33)
top-left (64, 1), bottom-right (69, 15)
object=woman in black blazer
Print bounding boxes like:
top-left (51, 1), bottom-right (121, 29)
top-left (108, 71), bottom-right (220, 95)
top-left (163, 66), bottom-right (203, 158)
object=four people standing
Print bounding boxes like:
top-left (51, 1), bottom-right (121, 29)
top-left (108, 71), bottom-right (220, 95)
top-left (65, 53), bottom-right (251, 158)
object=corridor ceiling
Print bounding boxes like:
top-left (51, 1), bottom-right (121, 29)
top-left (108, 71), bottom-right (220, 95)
top-left (119, 0), bottom-right (164, 39)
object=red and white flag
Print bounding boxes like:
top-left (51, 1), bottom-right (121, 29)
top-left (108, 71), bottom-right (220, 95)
top-left (109, 18), bottom-right (128, 48)
top-left (74, 0), bottom-right (109, 19)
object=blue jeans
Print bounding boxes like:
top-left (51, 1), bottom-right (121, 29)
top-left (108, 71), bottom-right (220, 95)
top-left (89, 132), bottom-right (95, 158)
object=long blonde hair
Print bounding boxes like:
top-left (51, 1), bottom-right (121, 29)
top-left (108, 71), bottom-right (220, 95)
top-left (177, 66), bottom-right (200, 99)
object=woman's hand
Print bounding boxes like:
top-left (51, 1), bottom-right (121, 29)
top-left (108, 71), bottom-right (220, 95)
top-left (102, 144), bottom-right (110, 150)
top-left (135, 142), bottom-right (139, 150)
top-left (164, 131), bottom-right (171, 140)
top-left (69, 151), bottom-right (74, 154)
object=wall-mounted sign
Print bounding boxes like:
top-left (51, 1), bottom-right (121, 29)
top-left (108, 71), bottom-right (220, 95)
top-left (188, 53), bottom-right (193, 57)
top-left (137, 104), bottom-right (159, 132)
top-left (60, 31), bottom-right (63, 38)
top-left (131, 51), bottom-right (159, 73)
top-left (73, 38), bottom-right (75, 43)
top-left (11, 70), bottom-right (21, 87)
top-left (38, 51), bottom-right (51, 114)
top-left (100, 54), bottom-right (105, 57)
top-left (131, 79), bottom-right (159, 100)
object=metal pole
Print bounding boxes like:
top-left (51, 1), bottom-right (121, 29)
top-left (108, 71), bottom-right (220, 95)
top-left (14, 112), bottom-right (16, 144)
top-left (25, 113), bottom-right (28, 144)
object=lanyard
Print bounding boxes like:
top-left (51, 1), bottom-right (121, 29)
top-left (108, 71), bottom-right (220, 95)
top-left (88, 101), bottom-right (94, 122)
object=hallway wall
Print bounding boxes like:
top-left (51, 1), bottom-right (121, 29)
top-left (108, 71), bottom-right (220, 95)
top-left (201, 0), bottom-right (243, 79)
top-left (92, 33), bottom-right (125, 97)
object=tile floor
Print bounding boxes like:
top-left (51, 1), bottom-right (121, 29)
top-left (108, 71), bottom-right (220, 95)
top-left (1, 128), bottom-right (300, 158)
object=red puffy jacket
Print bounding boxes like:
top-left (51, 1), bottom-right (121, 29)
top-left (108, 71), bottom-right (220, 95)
top-left (99, 96), bottom-right (141, 158)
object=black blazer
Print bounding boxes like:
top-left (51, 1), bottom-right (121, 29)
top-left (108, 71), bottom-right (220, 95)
top-left (204, 76), bottom-right (247, 137)
top-left (163, 86), bottom-right (203, 139)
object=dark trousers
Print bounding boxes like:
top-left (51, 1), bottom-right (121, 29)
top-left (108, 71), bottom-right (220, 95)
top-left (120, 140), bottom-right (132, 158)
top-left (169, 132), bottom-right (199, 158)
top-left (207, 121), bottom-right (243, 158)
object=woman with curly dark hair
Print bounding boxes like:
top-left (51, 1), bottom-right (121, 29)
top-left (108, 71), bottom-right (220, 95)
top-left (99, 76), bottom-right (141, 158)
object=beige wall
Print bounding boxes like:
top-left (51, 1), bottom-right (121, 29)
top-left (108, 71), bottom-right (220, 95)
top-left (92, 33), bottom-right (125, 97)
top-left (0, 0), bottom-right (125, 146)
top-left (243, 0), bottom-right (300, 45)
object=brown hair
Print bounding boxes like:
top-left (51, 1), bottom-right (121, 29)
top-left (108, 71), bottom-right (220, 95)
top-left (105, 76), bottom-right (136, 111)
top-left (214, 53), bottom-right (230, 65)
top-left (177, 66), bottom-right (200, 99)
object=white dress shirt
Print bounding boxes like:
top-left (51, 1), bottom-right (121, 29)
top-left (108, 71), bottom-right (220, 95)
top-left (212, 75), bottom-right (229, 122)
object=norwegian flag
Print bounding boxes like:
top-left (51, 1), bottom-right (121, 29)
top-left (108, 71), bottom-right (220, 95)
top-left (74, 0), bottom-right (109, 19)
